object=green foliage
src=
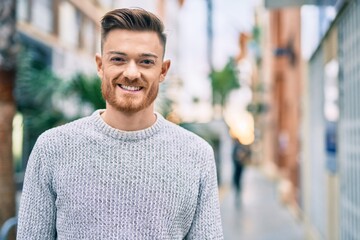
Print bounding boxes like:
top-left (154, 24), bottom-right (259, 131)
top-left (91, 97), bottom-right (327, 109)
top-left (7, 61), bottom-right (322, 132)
top-left (16, 51), bottom-right (105, 126)
top-left (15, 49), bottom-right (105, 165)
top-left (210, 58), bottom-right (240, 106)
top-left (63, 73), bottom-right (105, 111)
top-left (15, 50), bottom-right (67, 134)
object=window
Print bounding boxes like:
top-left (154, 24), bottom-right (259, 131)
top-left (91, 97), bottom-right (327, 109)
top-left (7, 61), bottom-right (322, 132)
top-left (17, 0), bottom-right (30, 22)
top-left (32, 0), bottom-right (54, 33)
top-left (59, 2), bottom-right (80, 48)
top-left (82, 18), bottom-right (96, 54)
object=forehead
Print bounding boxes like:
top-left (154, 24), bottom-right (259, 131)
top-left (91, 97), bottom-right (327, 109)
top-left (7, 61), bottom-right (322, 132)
top-left (103, 29), bottom-right (163, 55)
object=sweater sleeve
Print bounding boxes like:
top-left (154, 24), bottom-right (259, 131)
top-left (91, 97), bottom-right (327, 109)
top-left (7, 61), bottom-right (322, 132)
top-left (185, 146), bottom-right (224, 239)
top-left (17, 136), bottom-right (57, 240)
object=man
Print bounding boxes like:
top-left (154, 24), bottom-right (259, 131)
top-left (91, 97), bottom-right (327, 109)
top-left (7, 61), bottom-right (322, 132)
top-left (17, 8), bottom-right (223, 239)
top-left (232, 138), bottom-right (251, 195)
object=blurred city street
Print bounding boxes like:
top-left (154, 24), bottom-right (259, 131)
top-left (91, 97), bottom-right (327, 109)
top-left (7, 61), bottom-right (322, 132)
top-left (1, 0), bottom-right (360, 239)
top-left (220, 166), bottom-right (305, 240)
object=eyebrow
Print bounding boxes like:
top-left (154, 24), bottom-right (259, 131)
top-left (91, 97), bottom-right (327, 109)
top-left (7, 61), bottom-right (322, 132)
top-left (107, 51), bottom-right (158, 59)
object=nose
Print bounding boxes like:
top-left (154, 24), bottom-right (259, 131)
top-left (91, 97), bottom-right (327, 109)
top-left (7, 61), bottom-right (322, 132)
top-left (123, 61), bottom-right (140, 80)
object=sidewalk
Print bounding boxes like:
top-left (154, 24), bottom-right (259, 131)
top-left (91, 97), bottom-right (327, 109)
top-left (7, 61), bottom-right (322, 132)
top-left (220, 166), bottom-right (305, 240)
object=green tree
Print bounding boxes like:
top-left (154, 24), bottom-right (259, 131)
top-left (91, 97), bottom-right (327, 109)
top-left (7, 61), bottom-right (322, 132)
top-left (62, 73), bottom-right (105, 117)
top-left (209, 58), bottom-right (240, 107)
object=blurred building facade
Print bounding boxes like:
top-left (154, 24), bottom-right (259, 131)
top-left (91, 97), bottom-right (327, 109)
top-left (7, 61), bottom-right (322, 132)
top-left (260, 4), bottom-right (302, 212)
top-left (262, 0), bottom-right (359, 240)
top-left (16, 0), bottom-right (106, 77)
top-left (303, 1), bottom-right (359, 239)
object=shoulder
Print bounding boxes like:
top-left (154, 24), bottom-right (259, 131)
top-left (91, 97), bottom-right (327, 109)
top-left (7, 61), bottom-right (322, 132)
top-left (162, 119), bottom-right (210, 144)
top-left (35, 115), bottom-right (93, 147)
top-left (160, 118), bottom-right (214, 154)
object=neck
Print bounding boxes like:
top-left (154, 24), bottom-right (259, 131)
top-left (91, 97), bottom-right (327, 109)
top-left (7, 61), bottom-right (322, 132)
top-left (101, 105), bottom-right (156, 131)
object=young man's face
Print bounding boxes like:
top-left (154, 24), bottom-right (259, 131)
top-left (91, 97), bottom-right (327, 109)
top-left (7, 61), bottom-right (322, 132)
top-left (96, 29), bottom-right (170, 114)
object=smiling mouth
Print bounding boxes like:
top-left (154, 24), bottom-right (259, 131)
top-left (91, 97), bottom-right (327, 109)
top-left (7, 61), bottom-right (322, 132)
top-left (118, 84), bottom-right (142, 91)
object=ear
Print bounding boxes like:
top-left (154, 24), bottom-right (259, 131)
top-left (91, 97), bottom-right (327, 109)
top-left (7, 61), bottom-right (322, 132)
top-left (159, 59), bottom-right (171, 82)
top-left (95, 53), bottom-right (103, 79)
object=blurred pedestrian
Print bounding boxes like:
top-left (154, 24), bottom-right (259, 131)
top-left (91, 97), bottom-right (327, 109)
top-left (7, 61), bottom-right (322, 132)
top-left (17, 8), bottom-right (223, 239)
top-left (232, 138), bottom-right (251, 195)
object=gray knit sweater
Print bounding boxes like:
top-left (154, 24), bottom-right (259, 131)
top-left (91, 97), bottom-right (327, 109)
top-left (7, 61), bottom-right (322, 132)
top-left (17, 110), bottom-right (223, 239)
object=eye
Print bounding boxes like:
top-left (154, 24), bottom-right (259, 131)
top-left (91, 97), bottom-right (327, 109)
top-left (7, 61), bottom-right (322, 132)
top-left (140, 59), bottom-right (155, 65)
top-left (110, 57), bottom-right (126, 63)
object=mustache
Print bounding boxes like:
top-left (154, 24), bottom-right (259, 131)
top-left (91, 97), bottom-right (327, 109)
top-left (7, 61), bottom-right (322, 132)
top-left (112, 78), bottom-right (146, 87)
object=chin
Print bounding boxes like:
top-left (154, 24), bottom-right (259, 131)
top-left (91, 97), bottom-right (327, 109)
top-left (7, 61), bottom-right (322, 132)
top-left (113, 102), bottom-right (149, 114)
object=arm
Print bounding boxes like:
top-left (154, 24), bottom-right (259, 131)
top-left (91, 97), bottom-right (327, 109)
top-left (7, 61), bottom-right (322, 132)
top-left (17, 136), bottom-right (57, 239)
top-left (186, 147), bottom-right (224, 239)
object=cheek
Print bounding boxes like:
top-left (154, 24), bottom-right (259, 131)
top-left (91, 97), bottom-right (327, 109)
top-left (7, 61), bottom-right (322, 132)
top-left (107, 66), bottom-right (123, 76)
top-left (102, 69), bottom-right (119, 85)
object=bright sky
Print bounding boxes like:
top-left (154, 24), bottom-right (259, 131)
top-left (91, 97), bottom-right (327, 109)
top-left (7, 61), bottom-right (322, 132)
top-left (177, 0), bottom-right (258, 121)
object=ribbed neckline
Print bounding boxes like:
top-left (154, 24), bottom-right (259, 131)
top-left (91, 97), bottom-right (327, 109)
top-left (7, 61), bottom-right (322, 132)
top-left (91, 110), bottom-right (165, 141)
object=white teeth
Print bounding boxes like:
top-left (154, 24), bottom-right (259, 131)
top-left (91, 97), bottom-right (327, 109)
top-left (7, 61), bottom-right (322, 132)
top-left (120, 85), bottom-right (141, 91)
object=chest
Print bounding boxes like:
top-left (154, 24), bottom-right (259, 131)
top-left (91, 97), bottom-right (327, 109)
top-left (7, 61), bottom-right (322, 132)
top-left (51, 141), bottom-right (200, 223)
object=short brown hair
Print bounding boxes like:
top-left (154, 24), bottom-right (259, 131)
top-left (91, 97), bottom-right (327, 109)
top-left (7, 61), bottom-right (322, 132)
top-left (100, 8), bottom-right (166, 53)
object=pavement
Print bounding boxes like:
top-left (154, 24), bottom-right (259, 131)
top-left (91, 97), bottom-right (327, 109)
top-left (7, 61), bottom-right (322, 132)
top-left (219, 166), bottom-right (305, 240)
